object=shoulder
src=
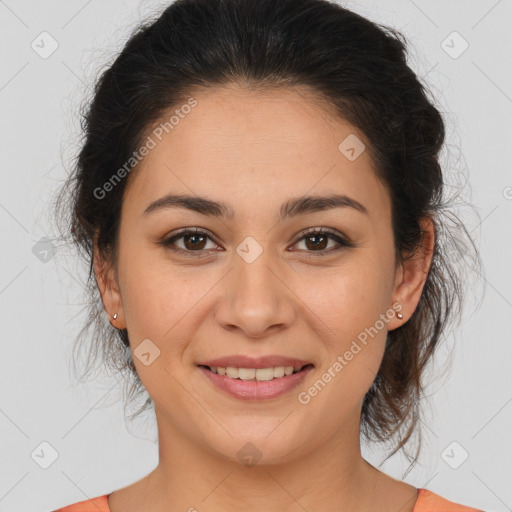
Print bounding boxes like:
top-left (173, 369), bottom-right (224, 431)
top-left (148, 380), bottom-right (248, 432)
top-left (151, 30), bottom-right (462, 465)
top-left (52, 489), bottom-right (485, 512)
top-left (414, 489), bottom-right (484, 512)
top-left (53, 494), bottom-right (110, 512)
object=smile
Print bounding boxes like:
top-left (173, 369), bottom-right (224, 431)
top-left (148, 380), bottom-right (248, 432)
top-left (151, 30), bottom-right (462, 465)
top-left (197, 364), bottom-right (314, 400)
top-left (205, 364), bottom-right (310, 380)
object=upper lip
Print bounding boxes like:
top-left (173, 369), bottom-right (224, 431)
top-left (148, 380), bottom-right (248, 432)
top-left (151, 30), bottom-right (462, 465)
top-left (198, 355), bottom-right (313, 369)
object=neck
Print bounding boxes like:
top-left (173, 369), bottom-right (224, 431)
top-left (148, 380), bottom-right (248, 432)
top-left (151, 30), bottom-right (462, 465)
top-left (144, 410), bottom-right (380, 512)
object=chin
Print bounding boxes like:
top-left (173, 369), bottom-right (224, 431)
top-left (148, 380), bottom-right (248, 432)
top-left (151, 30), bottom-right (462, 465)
top-left (203, 428), bottom-right (311, 468)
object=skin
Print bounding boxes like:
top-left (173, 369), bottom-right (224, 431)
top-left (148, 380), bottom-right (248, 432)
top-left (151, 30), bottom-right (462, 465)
top-left (94, 84), bottom-right (434, 512)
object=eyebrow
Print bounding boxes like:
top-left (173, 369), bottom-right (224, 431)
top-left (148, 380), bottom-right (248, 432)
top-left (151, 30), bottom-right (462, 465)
top-left (143, 193), bottom-right (368, 221)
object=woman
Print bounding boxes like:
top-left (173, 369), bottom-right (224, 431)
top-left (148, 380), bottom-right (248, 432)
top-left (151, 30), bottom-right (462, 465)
top-left (53, 0), bottom-right (482, 510)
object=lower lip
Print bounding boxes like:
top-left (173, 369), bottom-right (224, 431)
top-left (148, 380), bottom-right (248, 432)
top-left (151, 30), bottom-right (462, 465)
top-left (198, 365), bottom-right (314, 400)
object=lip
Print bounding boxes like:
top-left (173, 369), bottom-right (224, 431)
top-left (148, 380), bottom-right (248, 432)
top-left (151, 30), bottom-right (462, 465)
top-left (197, 360), bottom-right (314, 401)
top-left (197, 355), bottom-right (313, 369)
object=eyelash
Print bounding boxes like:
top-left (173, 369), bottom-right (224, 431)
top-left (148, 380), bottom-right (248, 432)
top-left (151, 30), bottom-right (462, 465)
top-left (159, 227), bottom-right (354, 258)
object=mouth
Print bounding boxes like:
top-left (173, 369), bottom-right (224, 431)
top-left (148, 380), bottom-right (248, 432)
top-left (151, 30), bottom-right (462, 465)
top-left (198, 364), bottom-right (314, 381)
top-left (197, 363), bottom-right (314, 400)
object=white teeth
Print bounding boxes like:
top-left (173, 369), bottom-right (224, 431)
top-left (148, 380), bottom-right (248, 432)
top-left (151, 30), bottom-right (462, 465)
top-left (226, 367), bottom-right (239, 378)
top-left (208, 365), bottom-right (304, 381)
top-left (255, 367), bottom-right (274, 381)
top-left (238, 368), bottom-right (256, 380)
top-left (273, 366), bottom-right (285, 378)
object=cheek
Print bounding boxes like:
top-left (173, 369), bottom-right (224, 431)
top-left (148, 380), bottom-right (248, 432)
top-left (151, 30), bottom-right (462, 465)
top-left (294, 255), bottom-right (394, 397)
top-left (117, 240), bottom-right (186, 347)
top-left (117, 241), bottom-right (223, 367)
top-left (296, 255), bottom-right (394, 336)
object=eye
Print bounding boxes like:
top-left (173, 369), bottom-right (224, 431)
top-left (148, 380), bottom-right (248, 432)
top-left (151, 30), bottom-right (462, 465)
top-left (160, 228), bottom-right (221, 256)
top-left (160, 226), bottom-right (353, 257)
top-left (291, 227), bottom-right (353, 256)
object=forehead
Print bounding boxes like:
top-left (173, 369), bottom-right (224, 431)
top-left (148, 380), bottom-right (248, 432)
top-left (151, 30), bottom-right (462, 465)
top-left (123, 85), bottom-right (390, 220)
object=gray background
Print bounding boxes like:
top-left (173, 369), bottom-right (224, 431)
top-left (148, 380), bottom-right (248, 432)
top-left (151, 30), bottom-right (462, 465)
top-left (1, 0), bottom-right (511, 511)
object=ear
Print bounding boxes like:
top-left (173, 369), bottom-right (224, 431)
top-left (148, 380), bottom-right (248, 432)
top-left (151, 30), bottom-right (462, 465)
top-left (389, 217), bottom-right (435, 329)
top-left (93, 236), bottom-right (126, 330)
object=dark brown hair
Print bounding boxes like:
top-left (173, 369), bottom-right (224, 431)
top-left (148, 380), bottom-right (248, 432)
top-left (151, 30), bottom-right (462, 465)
top-left (54, 0), bottom-right (479, 475)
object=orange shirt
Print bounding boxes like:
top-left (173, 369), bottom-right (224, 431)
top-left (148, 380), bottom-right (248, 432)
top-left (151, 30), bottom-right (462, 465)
top-left (53, 488), bottom-right (484, 511)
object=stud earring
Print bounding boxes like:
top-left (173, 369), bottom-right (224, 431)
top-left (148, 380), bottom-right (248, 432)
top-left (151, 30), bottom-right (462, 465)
top-left (113, 313), bottom-right (118, 320)
top-left (397, 312), bottom-right (403, 319)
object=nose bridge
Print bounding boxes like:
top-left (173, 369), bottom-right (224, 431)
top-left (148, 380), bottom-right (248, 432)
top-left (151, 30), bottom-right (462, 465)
top-left (215, 234), bottom-right (295, 337)
top-left (236, 238), bottom-right (276, 292)
top-left (233, 234), bottom-right (280, 306)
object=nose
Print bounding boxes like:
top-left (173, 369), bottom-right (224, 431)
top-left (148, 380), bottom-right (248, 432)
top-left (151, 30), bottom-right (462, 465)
top-left (214, 245), bottom-right (296, 339)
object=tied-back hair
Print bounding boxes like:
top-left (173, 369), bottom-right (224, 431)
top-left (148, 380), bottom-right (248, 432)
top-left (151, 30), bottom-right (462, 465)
top-left (54, 0), bottom-right (480, 475)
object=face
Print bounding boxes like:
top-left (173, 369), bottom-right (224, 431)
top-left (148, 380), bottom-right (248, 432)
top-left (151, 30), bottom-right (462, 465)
top-left (96, 85), bottom-right (426, 465)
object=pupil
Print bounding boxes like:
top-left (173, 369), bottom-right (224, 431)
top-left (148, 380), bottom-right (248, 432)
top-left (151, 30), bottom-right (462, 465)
top-left (185, 234), bottom-right (206, 250)
top-left (307, 234), bottom-right (327, 250)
